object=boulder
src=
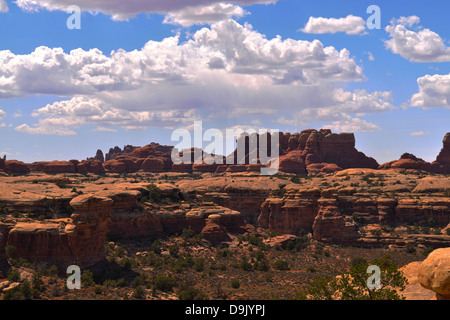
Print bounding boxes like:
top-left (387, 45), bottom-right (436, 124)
top-left (418, 247), bottom-right (450, 300)
top-left (306, 163), bottom-right (342, 175)
top-left (141, 158), bottom-right (165, 172)
top-left (102, 159), bottom-right (128, 173)
top-left (201, 214), bottom-right (230, 243)
top-left (278, 150), bottom-right (307, 174)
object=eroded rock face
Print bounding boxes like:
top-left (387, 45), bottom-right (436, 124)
top-left (312, 198), bottom-right (360, 244)
top-left (379, 133), bottom-right (450, 174)
top-left (258, 179), bottom-right (450, 247)
top-left (379, 153), bottom-right (432, 171)
top-left (431, 133), bottom-right (450, 173)
top-left (201, 214), bottom-right (230, 243)
top-left (65, 195), bottom-right (113, 268)
top-left (1, 195), bottom-right (113, 269)
top-left (258, 187), bottom-right (320, 233)
top-left (104, 145), bottom-right (138, 161)
top-left (229, 129), bottom-right (378, 174)
top-left (4, 160), bottom-right (30, 175)
top-left (0, 157), bottom-right (5, 173)
top-left (306, 163), bottom-right (342, 175)
top-left (418, 247), bottom-right (450, 300)
top-left (278, 150), bottom-right (307, 175)
top-left (29, 161), bottom-right (77, 174)
top-left (102, 143), bottom-right (173, 173)
top-left (77, 159), bottom-right (105, 174)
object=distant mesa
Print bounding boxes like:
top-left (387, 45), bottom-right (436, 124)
top-left (1, 130), bottom-right (449, 176)
top-left (379, 133), bottom-right (450, 173)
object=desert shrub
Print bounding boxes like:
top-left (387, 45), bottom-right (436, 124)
top-left (154, 275), bottom-right (177, 292)
top-left (181, 228), bottom-right (203, 245)
top-left (240, 258), bottom-right (253, 271)
top-left (169, 245), bottom-right (179, 257)
top-left (351, 257), bottom-right (368, 268)
top-left (302, 255), bottom-right (407, 300)
top-left (94, 286), bottom-right (103, 295)
top-left (272, 186), bottom-right (286, 198)
top-left (193, 258), bottom-right (205, 272)
top-left (307, 266), bottom-right (316, 273)
top-left (7, 268), bottom-right (21, 282)
top-left (290, 176), bottom-right (302, 184)
top-left (31, 273), bottom-right (45, 292)
top-left (230, 279), bottom-right (240, 289)
top-left (55, 181), bottom-right (68, 189)
top-left (146, 184), bottom-right (163, 203)
top-left (151, 240), bottom-right (162, 255)
top-left (178, 287), bottom-right (209, 300)
top-left (273, 259), bottom-right (289, 270)
top-left (285, 230), bottom-right (309, 251)
top-left (254, 259), bottom-right (270, 272)
top-left (81, 270), bottom-right (96, 287)
top-left (133, 286), bottom-right (146, 299)
top-left (5, 245), bottom-right (16, 258)
top-left (405, 243), bottom-right (416, 254)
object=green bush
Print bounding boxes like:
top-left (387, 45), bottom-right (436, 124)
top-left (178, 287), bottom-right (209, 300)
top-left (230, 279), bottom-right (240, 289)
top-left (81, 270), bottom-right (96, 287)
top-left (154, 275), bottom-right (177, 292)
top-left (240, 258), bottom-right (253, 271)
top-left (273, 259), bottom-right (289, 270)
top-left (7, 268), bottom-right (21, 282)
top-left (133, 286), bottom-right (146, 299)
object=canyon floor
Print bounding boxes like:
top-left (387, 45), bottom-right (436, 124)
top-left (0, 168), bottom-right (449, 300)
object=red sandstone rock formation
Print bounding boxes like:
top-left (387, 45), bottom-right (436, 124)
top-left (312, 197), bottom-right (360, 244)
top-left (228, 129), bottom-right (378, 175)
top-left (201, 214), bottom-right (231, 243)
top-left (431, 132), bottom-right (450, 173)
top-left (102, 143), bottom-right (173, 173)
top-left (379, 153), bottom-right (432, 171)
top-left (306, 163), bottom-right (342, 175)
top-left (258, 187), bottom-right (321, 234)
top-left (278, 150), bottom-right (307, 174)
top-left (77, 159), bottom-right (105, 174)
top-left (104, 145), bottom-right (138, 161)
top-left (4, 160), bottom-right (30, 175)
top-left (66, 195), bottom-right (113, 267)
top-left (0, 195), bottom-right (113, 269)
top-left (29, 161), bottom-right (77, 174)
top-left (0, 156), bottom-right (5, 173)
top-left (379, 133), bottom-right (450, 174)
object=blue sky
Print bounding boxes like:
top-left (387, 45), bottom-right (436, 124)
top-left (0, 0), bottom-right (449, 164)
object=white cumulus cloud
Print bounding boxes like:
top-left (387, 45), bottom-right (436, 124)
top-left (2, 20), bottom-right (391, 135)
top-left (0, 0), bottom-right (8, 13)
top-left (410, 131), bottom-right (430, 136)
top-left (163, 3), bottom-right (247, 27)
top-left (300, 15), bottom-right (367, 35)
top-left (385, 17), bottom-right (450, 62)
top-left (409, 73), bottom-right (450, 108)
top-left (15, 0), bottom-right (276, 21)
